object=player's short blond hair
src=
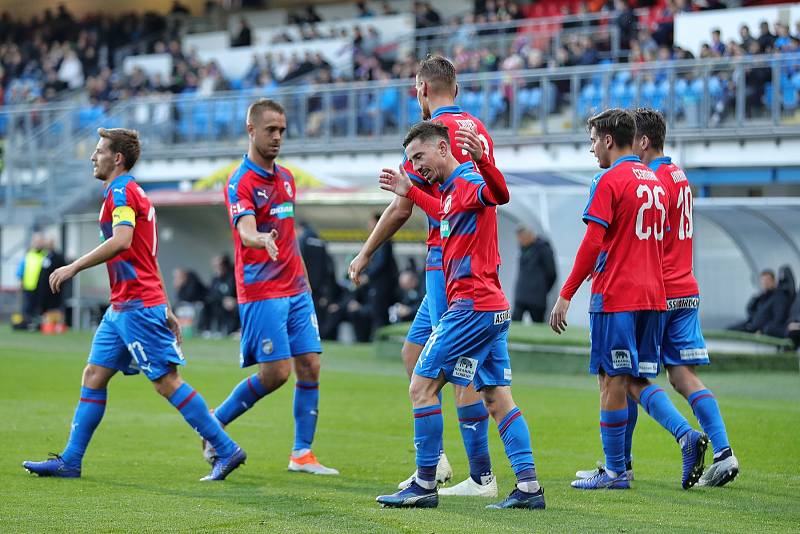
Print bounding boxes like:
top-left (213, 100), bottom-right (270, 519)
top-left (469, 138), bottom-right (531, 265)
top-left (97, 127), bottom-right (141, 170)
top-left (417, 55), bottom-right (457, 94)
top-left (247, 98), bottom-right (285, 125)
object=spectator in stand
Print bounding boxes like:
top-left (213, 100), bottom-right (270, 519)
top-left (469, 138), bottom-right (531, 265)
top-left (786, 292), bottom-right (800, 349)
top-left (710, 28), bottom-right (725, 55)
top-left (728, 269), bottom-right (791, 337)
top-left (512, 226), bottom-right (557, 323)
top-left (389, 270), bottom-right (423, 324)
top-left (231, 17), bottom-right (252, 47)
top-left (774, 22), bottom-right (793, 51)
top-left (202, 254), bottom-right (239, 337)
top-left (739, 24), bottom-right (756, 51)
top-left (357, 1), bottom-right (375, 18)
top-left (615, 0), bottom-right (638, 52)
top-left (757, 20), bottom-right (775, 52)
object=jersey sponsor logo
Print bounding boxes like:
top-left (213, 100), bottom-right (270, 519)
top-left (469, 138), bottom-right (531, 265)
top-left (611, 349), bottom-right (632, 369)
top-left (638, 361), bottom-right (658, 374)
top-left (230, 202), bottom-right (246, 216)
top-left (284, 181), bottom-right (293, 197)
top-left (440, 219), bottom-right (450, 238)
top-left (504, 368), bottom-right (512, 380)
top-left (493, 310), bottom-right (511, 324)
top-left (632, 168), bottom-right (659, 182)
top-left (680, 348), bottom-right (708, 360)
top-left (269, 202), bottom-right (294, 219)
top-left (262, 338), bottom-right (274, 355)
top-left (671, 170), bottom-right (688, 184)
top-left (667, 297), bottom-right (700, 310)
top-left (453, 356), bottom-right (478, 381)
top-left (443, 195), bottom-right (452, 214)
top-left (454, 119), bottom-right (476, 131)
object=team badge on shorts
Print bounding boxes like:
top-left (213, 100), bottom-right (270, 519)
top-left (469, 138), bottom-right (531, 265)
top-left (262, 338), bottom-right (274, 355)
top-left (453, 356), bottom-right (478, 381)
top-left (611, 349), bottom-right (632, 369)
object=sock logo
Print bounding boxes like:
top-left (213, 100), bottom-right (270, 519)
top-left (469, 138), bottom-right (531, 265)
top-left (453, 356), bottom-right (478, 381)
top-left (611, 349), bottom-right (632, 369)
top-left (461, 422), bottom-right (479, 432)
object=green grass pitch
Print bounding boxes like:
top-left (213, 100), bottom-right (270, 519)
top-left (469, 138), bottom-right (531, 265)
top-left (1, 330), bottom-right (798, 533)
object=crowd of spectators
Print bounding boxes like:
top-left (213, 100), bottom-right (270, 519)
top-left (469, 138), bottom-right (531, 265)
top-left (728, 265), bottom-right (800, 349)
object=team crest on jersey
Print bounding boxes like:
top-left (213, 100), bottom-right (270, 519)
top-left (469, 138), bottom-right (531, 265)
top-left (611, 349), bottom-right (632, 369)
top-left (443, 195), bottom-right (453, 214)
top-left (284, 181), bottom-right (293, 197)
top-left (262, 338), bottom-right (274, 355)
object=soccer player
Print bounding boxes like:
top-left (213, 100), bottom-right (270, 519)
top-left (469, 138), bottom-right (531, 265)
top-left (375, 122), bottom-right (544, 510)
top-left (349, 55), bottom-right (509, 497)
top-left (206, 98), bottom-right (337, 475)
top-left (22, 128), bottom-right (245, 481)
top-left (550, 109), bottom-right (708, 490)
top-left (605, 108), bottom-right (736, 486)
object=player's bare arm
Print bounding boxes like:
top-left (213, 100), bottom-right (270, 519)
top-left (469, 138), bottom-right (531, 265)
top-left (236, 214), bottom-right (279, 260)
top-left (49, 224), bottom-right (134, 294)
top-left (456, 127), bottom-right (509, 205)
top-left (156, 263), bottom-right (183, 344)
top-left (349, 195), bottom-right (413, 287)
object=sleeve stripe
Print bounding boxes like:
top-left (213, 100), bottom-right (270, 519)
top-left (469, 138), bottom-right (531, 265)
top-left (582, 215), bottom-right (609, 228)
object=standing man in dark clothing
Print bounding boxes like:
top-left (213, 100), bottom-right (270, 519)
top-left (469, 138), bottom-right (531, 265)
top-left (728, 269), bottom-right (790, 337)
top-left (37, 237), bottom-right (67, 315)
top-left (298, 221), bottom-right (338, 330)
top-left (365, 212), bottom-right (398, 332)
top-left (513, 226), bottom-right (556, 323)
top-left (202, 254), bottom-right (239, 335)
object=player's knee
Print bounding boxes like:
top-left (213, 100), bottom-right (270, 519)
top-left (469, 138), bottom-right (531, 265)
top-left (667, 366), bottom-right (699, 397)
top-left (408, 378), bottom-right (435, 406)
top-left (152, 371), bottom-right (182, 398)
top-left (81, 364), bottom-right (111, 389)
top-left (257, 365), bottom-right (290, 391)
top-left (294, 353), bottom-right (320, 381)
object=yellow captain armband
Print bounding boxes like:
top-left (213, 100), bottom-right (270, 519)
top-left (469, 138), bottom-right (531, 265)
top-left (112, 206), bottom-right (136, 227)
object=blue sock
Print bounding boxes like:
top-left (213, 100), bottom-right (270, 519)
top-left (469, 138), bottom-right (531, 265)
top-left (600, 408), bottom-right (627, 475)
top-left (293, 381), bottom-right (319, 451)
top-left (625, 395), bottom-right (638, 465)
top-left (688, 389), bottom-right (730, 454)
top-left (214, 374), bottom-right (269, 426)
top-left (61, 386), bottom-right (107, 468)
top-left (497, 407), bottom-right (535, 480)
top-left (169, 383), bottom-right (236, 458)
top-left (413, 404), bottom-right (443, 488)
top-left (640, 384), bottom-right (692, 441)
top-left (457, 401), bottom-right (492, 483)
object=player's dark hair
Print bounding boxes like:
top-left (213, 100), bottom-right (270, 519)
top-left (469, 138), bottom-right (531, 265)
top-left (417, 54), bottom-right (457, 93)
top-left (247, 98), bottom-right (285, 123)
top-left (403, 121), bottom-right (450, 149)
top-left (633, 108), bottom-right (666, 151)
top-left (587, 108), bottom-right (635, 148)
top-left (98, 127), bottom-right (140, 170)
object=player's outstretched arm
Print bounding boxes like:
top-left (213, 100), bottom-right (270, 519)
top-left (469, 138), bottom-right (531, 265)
top-left (379, 166), bottom-right (440, 219)
top-left (236, 214), bottom-right (279, 260)
top-left (349, 195), bottom-right (413, 287)
top-left (456, 127), bottom-right (509, 205)
top-left (549, 221), bottom-right (606, 334)
top-left (49, 224), bottom-right (134, 294)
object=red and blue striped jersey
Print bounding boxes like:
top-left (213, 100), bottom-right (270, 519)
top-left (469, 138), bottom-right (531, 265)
top-left (224, 155), bottom-right (308, 304)
top-left (99, 175), bottom-right (166, 310)
top-left (438, 162), bottom-right (508, 311)
top-left (582, 155), bottom-right (668, 312)
top-left (403, 105), bottom-right (495, 271)
top-left (650, 156), bottom-right (699, 299)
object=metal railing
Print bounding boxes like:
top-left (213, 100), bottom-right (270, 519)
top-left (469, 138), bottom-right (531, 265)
top-left (2, 53), bottom-right (800, 223)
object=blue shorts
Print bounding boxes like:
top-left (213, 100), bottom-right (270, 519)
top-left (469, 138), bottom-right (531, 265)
top-left (414, 308), bottom-right (512, 391)
top-left (88, 305), bottom-right (185, 381)
top-left (662, 296), bottom-right (709, 367)
top-left (589, 311), bottom-right (666, 378)
top-left (406, 268), bottom-right (447, 345)
top-left (239, 292), bottom-right (322, 367)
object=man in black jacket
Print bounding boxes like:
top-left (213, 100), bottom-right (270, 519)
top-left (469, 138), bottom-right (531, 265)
top-left (512, 226), bottom-right (556, 323)
top-left (365, 212), bottom-right (398, 332)
top-left (728, 269), bottom-right (790, 337)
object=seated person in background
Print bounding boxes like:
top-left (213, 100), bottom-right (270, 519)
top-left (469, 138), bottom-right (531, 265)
top-left (728, 269), bottom-right (790, 337)
top-left (786, 293), bottom-right (800, 349)
top-left (173, 268), bottom-right (208, 305)
top-left (201, 254), bottom-right (239, 336)
top-left (389, 270), bottom-right (423, 324)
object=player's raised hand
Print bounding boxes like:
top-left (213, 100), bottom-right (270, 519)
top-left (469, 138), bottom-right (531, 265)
top-left (455, 127), bottom-right (484, 162)
top-left (549, 296), bottom-right (571, 334)
top-left (49, 264), bottom-right (76, 294)
top-left (348, 253), bottom-right (369, 287)
top-left (166, 307), bottom-right (184, 345)
top-left (260, 229), bottom-right (279, 260)
top-left (379, 166), bottom-right (412, 197)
